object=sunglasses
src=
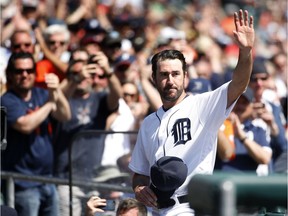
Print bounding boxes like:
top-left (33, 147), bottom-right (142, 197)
top-left (13, 68), bottom-right (35, 75)
top-left (13, 43), bottom-right (32, 49)
top-left (48, 40), bottom-right (66, 46)
top-left (124, 92), bottom-right (136, 97)
top-left (250, 76), bottom-right (268, 82)
top-left (90, 73), bottom-right (106, 79)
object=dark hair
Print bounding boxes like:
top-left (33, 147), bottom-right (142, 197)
top-left (69, 47), bottom-right (88, 62)
top-left (116, 198), bottom-right (147, 216)
top-left (151, 49), bottom-right (186, 79)
top-left (5, 52), bottom-right (36, 88)
top-left (6, 52), bottom-right (35, 72)
top-left (65, 59), bottom-right (86, 82)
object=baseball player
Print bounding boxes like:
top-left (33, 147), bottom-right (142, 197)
top-left (128, 9), bottom-right (255, 216)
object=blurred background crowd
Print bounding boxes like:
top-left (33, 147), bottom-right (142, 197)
top-left (0, 0), bottom-right (287, 215)
top-left (1, 0), bottom-right (287, 96)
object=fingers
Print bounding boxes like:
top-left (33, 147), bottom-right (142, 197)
top-left (87, 196), bottom-right (106, 212)
top-left (135, 186), bottom-right (157, 208)
top-left (91, 52), bottom-right (108, 64)
top-left (244, 10), bottom-right (249, 26)
top-left (249, 15), bottom-right (254, 29)
top-left (234, 10), bottom-right (240, 31)
top-left (45, 73), bottom-right (59, 89)
top-left (239, 9), bottom-right (244, 26)
top-left (234, 9), bottom-right (253, 28)
top-left (89, 52), bottom-right (110, 72)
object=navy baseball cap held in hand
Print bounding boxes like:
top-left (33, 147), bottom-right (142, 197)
top-left (150, 156), bottom-right (188, 208)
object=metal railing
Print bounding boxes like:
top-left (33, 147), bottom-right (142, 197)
top-left (68, 130), bottom-right (137, 216)
top-left (1, 171), bottom-right (133, 208)
top-left (1, 130), bottom-right (137, 216)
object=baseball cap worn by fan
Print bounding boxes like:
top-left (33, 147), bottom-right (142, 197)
top-left (157, 27), bottom-right (186, 46)
top-left (102, 31), bottom-right (122, 48)
top-left (251, 58), bottom-right (268, 76)
top-left (85, 19), bottom-right (106, 34)
top-left (114, 53), bottom-right (136, 71)
top-left (150, 156), bottom-right (188, 208)
top-left (187, 78), bottom-right (211, 94)
top-left (80, 35), bottom-right (103, 46)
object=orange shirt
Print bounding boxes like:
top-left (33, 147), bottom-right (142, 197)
top-left (35, 59), bottom-right (65, 88)
top-left (221, 119), bottom-right (236, 160)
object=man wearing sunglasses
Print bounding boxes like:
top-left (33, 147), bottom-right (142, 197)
top-left (1, 52), bottom-right (71, 216)
top-left (0, 30), bottom-right (35, 95)
top-left (249, 58), bottom-right (287, 173)
top-left (34, 24), bottom-right (71, 88)
top-left (10, 30), bottom-right (34, 54)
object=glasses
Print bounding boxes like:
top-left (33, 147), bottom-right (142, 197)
top-left (13, 68), bottom-right (35, 75)
top-left (250, 76), bottom-right (268, 82)
top-left (13, 43), bottom-right (32, 49)
top-left (124, 92), bottom-right (136, 97)
top-left (48, 40), bottom-right (66, 46)
top-left (90, 73), bottom-right (106, 79)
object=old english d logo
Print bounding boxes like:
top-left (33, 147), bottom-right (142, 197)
top-left (172, 118), bottom-right (191, 146)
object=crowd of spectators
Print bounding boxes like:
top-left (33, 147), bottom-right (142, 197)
top-left (0, 0), bottom-right (287, 215)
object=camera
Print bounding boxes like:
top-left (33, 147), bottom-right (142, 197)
top-left (88, 55), bottom-right (97, 64)
top-left (99, 200), bottom-right (116, 211)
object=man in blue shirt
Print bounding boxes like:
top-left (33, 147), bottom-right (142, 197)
top-left (1, 52), bottom-right (71, 216)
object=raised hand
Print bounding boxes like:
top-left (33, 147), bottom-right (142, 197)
top-left (86, 196), bottom-right (106, 216)
top-left (233, 9), bottom-right (255, 50)
top-left (91, 51), bottom-right (111, 74)
top-left (45, 73), bottom-right (60, 104)
top-left (45, 73), bottom-right (60, 90)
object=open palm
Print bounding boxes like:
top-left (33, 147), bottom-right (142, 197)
top-left (233, 10), bottom-right (255, 50)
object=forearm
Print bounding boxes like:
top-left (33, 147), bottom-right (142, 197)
top-left (55, 0), bottom-right (67, 20)
top-left (217, 130), bottom-right (235, 161)
top-left (228, 49), bottom-right (253, 107)
top-left (13, 102), bottom-right (55, 134)
top-left (242, 138), bottom-right (271, 164)
top-left (132, 173), bottom-right (150, 191)
top-left (106, 73), bottom-right (122, 110)
top-left (60, 79), bottom-right (77, 98)
top-left (141, 79), bottom-right (162, 111)
top-left (269, 121), bottom-right (279, 136)
top-left (234, 49), bottom-right (253, 89)
top-left (1, 22), bottom-right (15, 44)
top-left (65, 5), bottom-right (87, 25)
top-left (51, 89), bottom-right (71, 121)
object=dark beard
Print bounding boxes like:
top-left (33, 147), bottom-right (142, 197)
top-left (161, 87), bottom-right (184, 102)
top-left (16, 86), bottom-right (31, 94)
top-left (75, 85), bottom-right (93, 96)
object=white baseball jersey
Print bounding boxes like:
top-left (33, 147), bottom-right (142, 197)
top-left (129, 82), bottom-right (236, 215)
